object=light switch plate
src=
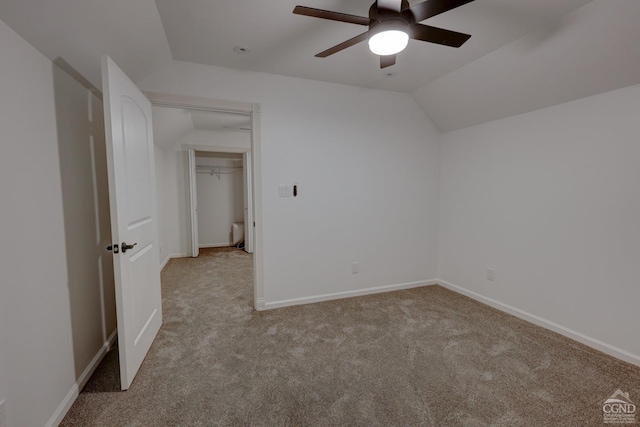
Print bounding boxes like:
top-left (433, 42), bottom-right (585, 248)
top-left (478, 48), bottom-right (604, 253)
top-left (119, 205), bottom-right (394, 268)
top-left (279, 185), bottom-right (292, 197)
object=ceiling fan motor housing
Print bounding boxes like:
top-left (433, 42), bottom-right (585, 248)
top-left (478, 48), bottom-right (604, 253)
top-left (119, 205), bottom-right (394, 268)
top-left (368, 2), bottom-right (415, 36)
top-left (292, 0), bottom-right (475, 67)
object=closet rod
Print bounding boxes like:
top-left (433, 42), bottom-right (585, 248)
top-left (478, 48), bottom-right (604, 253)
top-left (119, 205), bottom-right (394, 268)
top-left (196, 165), bottom-right (243, 179)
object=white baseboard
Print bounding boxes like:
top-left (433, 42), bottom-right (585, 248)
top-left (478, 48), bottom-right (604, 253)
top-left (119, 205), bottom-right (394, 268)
top-left (199, 243), bottom-right (231, 249)
top-left (436, 279), bottom-right (640, 367)
top-left (264, 280), bottom-right (438, 310)
top-left (160, 253), bottom-right (189, 271)
top-left (46, 330), bottom-right (118, 427)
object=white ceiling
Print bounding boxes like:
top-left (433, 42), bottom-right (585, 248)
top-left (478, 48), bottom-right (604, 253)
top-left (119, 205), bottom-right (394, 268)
top-left (151, 107), bottom-right (251, 150)
top-left (0, 0), bottom-right (172, 89)
top-left (2, 0), bottom-right (640, 131)
top-left (151, 107), bottom-right (193, 149)
top-left (413, 0), bottom-right (640, 131)
top-left (154, 0), bottom-right (593, 92)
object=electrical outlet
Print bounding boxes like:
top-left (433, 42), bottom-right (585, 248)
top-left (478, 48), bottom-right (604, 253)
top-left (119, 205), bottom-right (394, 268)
top-left (351, 262), bottom-right (359, 274)
top-left (0, 399), bottom-right (6, 427)
top-left (486, 268), bottom-right (495, 281)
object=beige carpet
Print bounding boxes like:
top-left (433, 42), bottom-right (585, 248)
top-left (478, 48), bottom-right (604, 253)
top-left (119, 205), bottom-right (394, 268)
top-left (61, 247), bottom-right (639, 426)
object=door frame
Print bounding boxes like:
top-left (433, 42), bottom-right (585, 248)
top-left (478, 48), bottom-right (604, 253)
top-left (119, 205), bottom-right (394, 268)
top-left (243, 152), bottom-right (254, 254)
top-left (144, 92), bottom-right (265, 311)
top-left (188, 148), bottom-right (250, 253)
top-left (187, 149), bottom-right (199, 258)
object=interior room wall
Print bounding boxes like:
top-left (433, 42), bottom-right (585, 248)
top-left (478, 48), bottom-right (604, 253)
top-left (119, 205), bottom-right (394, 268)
top-left (438, 83), bottom-right (640, 364)
top-left (182, 129), bottom-right (250, 151)
top-left (154, 146), bottom-right (168, 264)
top-left (154, 143), bottom-right (189, 268)
top-left (140, 61), bottom-right (441, 306)
top-left (195, 155), bottom-right (244, 247)
top-left (0, 18), bottom-right (115, 427)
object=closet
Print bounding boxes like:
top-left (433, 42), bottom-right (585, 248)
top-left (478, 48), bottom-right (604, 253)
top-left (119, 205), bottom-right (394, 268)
top-left (195, 151), bottom-right (245, 248)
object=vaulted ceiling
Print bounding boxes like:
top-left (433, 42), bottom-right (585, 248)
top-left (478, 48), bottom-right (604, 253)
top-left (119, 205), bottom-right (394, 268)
top-left (1, 0), bottom-right (639, 131)
top-left (154, 0), bottom-right (592, 93)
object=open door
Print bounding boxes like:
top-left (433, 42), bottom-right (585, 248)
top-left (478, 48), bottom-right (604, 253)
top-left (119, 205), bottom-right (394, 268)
top-left (102, 56), bottom-right (162, 390)
top-left (243, 152), bottom-right (254, 254)
top-left (188, 149), bottom-right (199, 257)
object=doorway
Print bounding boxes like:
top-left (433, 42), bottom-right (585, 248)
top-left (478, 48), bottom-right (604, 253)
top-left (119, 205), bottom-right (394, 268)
top-left (147, 93), bottom-right (264, 311)
top-left (190, 150), bottom-right (253, 254)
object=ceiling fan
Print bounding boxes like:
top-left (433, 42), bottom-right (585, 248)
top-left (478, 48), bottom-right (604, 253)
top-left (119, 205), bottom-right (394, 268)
top-left (293, 0), bottom-right (475, 68)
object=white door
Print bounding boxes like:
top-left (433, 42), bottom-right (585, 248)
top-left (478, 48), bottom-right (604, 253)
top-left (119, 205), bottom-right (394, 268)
top-left (102, 56), bottom-right (163, 390)
top-left (243, 152), bottom-right (254, 253)
top-left (188, 149), bottom-right (199, 257)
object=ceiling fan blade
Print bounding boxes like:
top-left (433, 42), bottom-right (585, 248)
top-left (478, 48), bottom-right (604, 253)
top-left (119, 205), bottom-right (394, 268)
top-left (380, 54), bottom-right (396, 68)
top-left (315, 31), bottom-right (371, 58)
top-left (411, 24), bottom-right (471, 47)
top-left (293, 6), bottom-right (370, 26)
top-left (409, 0), bottom-right (475, 22)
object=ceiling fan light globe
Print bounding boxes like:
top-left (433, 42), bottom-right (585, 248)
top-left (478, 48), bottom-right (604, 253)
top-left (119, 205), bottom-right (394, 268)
top-left (368, 30), bottom-right (409, 56)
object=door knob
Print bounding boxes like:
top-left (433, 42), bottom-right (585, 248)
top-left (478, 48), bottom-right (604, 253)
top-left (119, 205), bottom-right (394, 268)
top-left (121, 242), bottom-right (137, 253)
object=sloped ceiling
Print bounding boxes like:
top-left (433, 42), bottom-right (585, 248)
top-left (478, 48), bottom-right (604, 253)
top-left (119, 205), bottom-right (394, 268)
top-left (412, 0), bottom-right (640, 131)
top-left (0, 0), bottom-right (172, 89)
top-left (151, 107), bottom-right (193, 150)
top-left (152, 107), bottom-right (251, 150)
top-left (2, 0), bottom-right (640, 131)
top-left (154, 0), bottom-right (592, 93)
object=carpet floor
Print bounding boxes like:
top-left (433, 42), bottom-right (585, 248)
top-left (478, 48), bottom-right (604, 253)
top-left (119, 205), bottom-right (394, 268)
top-left (61, 247), bottom-right (639, 426)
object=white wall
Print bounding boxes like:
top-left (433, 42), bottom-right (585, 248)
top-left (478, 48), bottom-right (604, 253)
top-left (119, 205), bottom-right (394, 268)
top-left (0, 18), bottom-right (115, 426)
top-left (154, 144), bottom-right (189, 267)
top-left (196, 156), bottom-right (244, 247)
top-left (140, 61), bottom-right (441, 305)
top-left (182, 129), bottom-right (250, 151)
top-left (438, 83), bottom-right (640, 363)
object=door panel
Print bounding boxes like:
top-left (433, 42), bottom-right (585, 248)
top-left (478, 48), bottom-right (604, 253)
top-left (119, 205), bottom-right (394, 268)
top-left (122, 99), bottom-right (152, 222)
top-left (102, 56), bottom-right (162, 390)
